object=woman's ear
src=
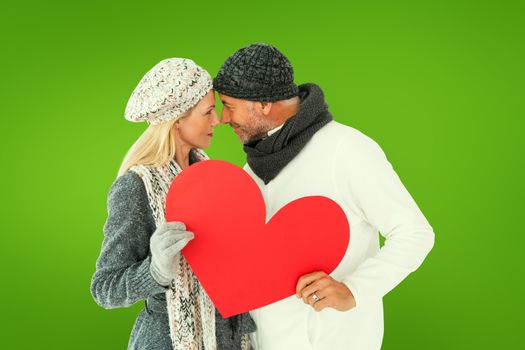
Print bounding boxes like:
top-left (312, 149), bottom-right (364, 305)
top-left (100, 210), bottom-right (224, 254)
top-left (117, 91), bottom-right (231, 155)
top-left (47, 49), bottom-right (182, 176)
top-left (172, 119), bottom-right (182, 134)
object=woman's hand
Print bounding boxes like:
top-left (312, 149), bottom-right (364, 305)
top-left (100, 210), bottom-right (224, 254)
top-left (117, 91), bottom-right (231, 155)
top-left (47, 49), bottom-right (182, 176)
top-left (296, 271), bottom-right (356, 312)
top-left (149, 221), bottom-right (194, 286)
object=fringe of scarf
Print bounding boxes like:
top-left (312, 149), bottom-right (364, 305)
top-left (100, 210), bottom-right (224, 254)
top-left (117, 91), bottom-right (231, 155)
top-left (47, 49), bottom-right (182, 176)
top-left (131, 149), bottom-right (215, 350)
top-left (131, 149), bottom-right (251, 349)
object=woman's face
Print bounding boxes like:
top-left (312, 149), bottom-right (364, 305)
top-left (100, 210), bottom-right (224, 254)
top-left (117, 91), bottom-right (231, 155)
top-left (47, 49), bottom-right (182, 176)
top-left (176, 90), bottom-right (220, 149)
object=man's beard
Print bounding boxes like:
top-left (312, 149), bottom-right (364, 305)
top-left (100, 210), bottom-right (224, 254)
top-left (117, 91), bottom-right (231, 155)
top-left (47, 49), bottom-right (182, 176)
top-left (236, 106), bottom-right (275, 144)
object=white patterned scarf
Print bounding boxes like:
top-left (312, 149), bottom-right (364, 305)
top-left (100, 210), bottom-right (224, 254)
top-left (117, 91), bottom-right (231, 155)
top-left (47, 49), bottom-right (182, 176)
top-left (130, 149), bottom-right (218, 350)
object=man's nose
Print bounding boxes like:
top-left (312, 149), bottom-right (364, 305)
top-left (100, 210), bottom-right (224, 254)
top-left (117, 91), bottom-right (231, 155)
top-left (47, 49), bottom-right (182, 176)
top-left (220, 112), bottom-right (230, 124)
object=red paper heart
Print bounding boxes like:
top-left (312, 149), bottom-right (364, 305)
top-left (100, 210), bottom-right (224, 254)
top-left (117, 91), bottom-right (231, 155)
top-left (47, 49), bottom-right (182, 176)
top-left (165, 160), bottom-right (350, 317)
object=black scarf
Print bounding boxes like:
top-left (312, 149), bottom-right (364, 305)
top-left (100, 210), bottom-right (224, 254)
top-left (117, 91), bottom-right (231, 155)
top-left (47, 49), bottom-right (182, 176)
top-left (243, 83), bottom-right (333, 184)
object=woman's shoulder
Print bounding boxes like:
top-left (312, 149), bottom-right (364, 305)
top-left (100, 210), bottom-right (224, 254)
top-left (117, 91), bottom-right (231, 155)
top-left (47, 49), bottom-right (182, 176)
top-left (107, 171), bottom-right (148, 206)
top-left (111, 170), bottom-right (144, 190)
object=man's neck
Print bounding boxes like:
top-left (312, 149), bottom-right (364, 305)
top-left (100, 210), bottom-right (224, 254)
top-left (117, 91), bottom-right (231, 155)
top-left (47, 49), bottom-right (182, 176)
top-left (274, 101), bottom-right (300, 125)
top-left (266, 98), bottom-right (300, 132)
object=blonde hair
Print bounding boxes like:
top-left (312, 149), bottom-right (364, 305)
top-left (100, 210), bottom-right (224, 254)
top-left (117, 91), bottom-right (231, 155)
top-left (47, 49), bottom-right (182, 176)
top-left (117, 111), bottom-right (190, 177)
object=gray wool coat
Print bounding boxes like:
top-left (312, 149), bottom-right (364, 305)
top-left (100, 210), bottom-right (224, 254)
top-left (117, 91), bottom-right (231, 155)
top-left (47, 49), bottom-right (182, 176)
top-left (90, 170), bottom-right (256, 349)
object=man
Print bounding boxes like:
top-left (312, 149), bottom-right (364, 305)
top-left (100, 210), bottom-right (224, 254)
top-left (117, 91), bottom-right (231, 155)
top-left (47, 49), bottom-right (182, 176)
top-left (213, 43), bottom-right (435, 350)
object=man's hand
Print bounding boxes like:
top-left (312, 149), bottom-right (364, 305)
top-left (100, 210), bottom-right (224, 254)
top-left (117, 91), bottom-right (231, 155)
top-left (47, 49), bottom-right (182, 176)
top-left (295, 271), bottom-right (356, 312)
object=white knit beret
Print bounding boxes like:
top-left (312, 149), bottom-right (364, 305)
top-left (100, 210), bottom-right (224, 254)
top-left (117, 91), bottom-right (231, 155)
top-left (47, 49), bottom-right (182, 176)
top-left (124, 58), bottom-right (213, 125)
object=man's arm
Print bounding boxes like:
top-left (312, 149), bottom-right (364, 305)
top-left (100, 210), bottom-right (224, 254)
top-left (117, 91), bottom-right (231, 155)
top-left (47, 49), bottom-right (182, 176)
top-left (296, 130), bottom-right (434, 310)
top-left (335, 130), bottom-right (435, 308)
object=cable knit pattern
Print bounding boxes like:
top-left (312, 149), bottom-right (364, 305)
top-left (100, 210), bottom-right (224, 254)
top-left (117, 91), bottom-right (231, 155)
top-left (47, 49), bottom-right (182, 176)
top-left (131, 149), bottom-right (253, 350)
top-left (125, 58), bottom-right (213, 125)
top-left (131, 149), bottom-right (216, 350)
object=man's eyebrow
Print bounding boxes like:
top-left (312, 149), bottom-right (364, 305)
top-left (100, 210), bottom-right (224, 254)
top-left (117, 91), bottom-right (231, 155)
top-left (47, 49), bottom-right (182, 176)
top-left (221, 100), bottom-right (231, 106)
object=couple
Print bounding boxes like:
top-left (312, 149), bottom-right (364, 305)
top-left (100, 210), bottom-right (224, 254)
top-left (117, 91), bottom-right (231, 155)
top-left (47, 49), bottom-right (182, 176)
top-left (90, 43), bottom-right (435, 350)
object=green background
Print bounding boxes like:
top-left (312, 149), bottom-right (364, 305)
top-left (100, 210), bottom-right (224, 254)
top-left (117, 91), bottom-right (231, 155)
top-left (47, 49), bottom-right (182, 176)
top-left (2, 0), bottom-right (523, 348)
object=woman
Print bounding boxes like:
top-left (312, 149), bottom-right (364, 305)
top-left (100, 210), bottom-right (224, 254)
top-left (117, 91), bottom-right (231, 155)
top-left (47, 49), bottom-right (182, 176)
top-left (90, 58), bottom-right (255, 350)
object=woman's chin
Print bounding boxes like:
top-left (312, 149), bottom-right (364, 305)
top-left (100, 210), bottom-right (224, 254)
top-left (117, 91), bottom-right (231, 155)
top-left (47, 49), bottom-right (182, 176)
top-left (191, 135), bottom-right (214, 150)
top-left (198, 140), bottom-right (211, 149)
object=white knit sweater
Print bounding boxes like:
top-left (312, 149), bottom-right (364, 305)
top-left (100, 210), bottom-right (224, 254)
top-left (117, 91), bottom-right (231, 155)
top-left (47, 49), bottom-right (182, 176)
top-left (244, 121), bottom-right (435, 350)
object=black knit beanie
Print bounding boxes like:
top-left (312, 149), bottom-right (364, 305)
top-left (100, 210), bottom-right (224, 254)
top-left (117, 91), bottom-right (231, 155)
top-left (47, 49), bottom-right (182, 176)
top-left (213, 43), bottom-right (299, 102)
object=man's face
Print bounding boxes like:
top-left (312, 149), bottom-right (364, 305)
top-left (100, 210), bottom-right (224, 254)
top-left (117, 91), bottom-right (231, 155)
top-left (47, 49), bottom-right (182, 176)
top-left (218, 93), bottom-right (274, 144)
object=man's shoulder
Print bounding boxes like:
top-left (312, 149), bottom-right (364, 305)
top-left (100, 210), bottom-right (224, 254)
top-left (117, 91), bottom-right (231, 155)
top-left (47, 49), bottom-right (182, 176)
top-left (316, 121), bottom-right (377, 148)
top-left (316, 121), bottom-right (386, 169)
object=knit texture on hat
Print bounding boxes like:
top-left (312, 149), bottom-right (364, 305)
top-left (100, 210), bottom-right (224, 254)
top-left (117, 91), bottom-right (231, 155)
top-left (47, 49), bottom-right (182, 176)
top-left (213, 43), bottom-right (299, 102)
top-left (125, 58), bottom-right (212, 125)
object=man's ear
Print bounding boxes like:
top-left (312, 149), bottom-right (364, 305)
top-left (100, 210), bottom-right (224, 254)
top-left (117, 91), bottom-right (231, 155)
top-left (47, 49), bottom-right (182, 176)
top-left (259, 101), bottom-right (273, 116)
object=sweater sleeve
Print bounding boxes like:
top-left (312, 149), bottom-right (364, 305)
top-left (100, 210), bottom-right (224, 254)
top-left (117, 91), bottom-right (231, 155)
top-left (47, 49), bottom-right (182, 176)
top-left (90, 171), bottom-right (168, 309)
top-left (333, 131), bottom-right (435, 307)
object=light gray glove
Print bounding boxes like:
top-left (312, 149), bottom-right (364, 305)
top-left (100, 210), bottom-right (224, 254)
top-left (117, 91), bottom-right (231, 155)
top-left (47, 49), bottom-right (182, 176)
top-left (149, 221), bottom-right (194, 287)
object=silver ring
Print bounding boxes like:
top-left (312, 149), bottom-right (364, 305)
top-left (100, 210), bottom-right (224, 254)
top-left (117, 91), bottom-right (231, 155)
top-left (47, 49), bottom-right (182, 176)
top-left (312, 293), bottom-right (320, 302)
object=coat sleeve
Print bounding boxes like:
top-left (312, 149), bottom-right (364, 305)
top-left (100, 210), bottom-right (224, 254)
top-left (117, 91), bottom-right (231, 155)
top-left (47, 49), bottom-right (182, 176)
top-left (333, 130), bottom-right (435, 307)
top-left (90, 171), bottom-right (167, 309)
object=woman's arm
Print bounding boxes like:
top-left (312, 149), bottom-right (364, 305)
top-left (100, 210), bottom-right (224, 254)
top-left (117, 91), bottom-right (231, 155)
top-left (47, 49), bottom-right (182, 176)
top-left (90, 171), bottom-right (167, 309)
